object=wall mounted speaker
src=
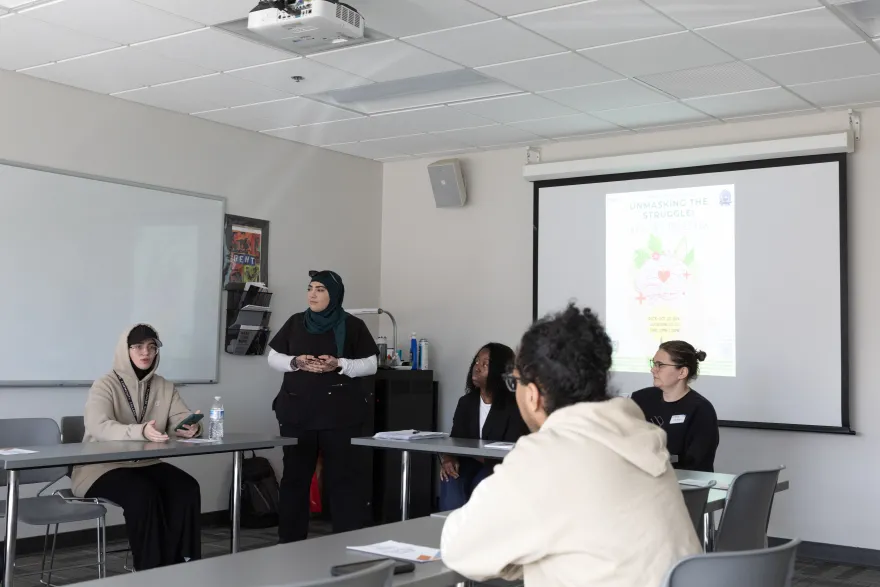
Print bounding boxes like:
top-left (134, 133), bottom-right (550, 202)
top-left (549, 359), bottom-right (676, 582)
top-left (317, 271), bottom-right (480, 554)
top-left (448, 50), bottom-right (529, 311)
top-left (427, 159), bottom-right (467, 208)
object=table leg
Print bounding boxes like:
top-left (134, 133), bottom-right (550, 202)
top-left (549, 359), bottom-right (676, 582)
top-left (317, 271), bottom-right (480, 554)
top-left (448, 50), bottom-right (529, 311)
top-left (400, 450), bottom-right (411, 521)
top-left (231, 451), bottom-right (243, 554)
top-left (5, 470), bottom-right (19, 587)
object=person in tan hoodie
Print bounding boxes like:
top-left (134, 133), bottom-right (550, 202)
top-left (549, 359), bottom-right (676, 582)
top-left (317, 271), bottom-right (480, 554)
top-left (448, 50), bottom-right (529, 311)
top-left (441, 304), bottom-right (701, 587)
top-left (71, 324), bottom-right (203, 571)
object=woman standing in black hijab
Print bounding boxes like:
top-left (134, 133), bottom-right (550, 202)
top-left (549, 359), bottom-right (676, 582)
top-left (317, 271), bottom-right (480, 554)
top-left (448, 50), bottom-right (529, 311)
top-left (267, 270), bottom-right (379, 543)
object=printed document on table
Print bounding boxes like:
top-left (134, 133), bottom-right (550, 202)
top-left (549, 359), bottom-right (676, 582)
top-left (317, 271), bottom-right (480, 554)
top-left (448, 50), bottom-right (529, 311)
top-left (348, 541), bottom-right (441, 563)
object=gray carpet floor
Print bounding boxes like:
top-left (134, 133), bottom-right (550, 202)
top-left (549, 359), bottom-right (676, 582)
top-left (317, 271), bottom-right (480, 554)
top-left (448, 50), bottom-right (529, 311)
top-left (5, 523), bottom-right (877, 587)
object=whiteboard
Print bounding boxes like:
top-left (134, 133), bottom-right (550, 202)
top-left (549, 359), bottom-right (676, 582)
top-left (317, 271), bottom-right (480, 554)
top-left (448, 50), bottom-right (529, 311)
top-left (0, 160), bottom-right (224, 386)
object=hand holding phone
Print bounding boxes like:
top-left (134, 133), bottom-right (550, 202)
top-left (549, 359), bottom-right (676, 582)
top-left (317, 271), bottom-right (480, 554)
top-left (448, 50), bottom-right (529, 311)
top-left (174, 412), bottom-right (204, 432)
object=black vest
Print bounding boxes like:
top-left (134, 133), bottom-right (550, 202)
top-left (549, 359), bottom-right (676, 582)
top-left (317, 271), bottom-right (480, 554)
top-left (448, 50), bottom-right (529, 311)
top-left (270, 313), bottom-right (377, 430)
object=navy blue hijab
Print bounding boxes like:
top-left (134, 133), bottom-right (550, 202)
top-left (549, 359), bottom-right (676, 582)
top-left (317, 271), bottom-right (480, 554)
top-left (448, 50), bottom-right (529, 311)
top-left (304, 270), bottom-right (347, 356)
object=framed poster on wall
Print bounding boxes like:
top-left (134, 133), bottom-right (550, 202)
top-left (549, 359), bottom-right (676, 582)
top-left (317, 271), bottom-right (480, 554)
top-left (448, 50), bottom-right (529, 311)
top-left (223, 214), bottom-right (269, 290)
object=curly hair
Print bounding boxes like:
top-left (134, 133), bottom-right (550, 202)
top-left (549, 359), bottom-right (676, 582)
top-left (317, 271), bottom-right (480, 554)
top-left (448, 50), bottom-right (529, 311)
top-left (465, 342), bottom-right (515, 408)
top-left (515, 304), bottom-right (612, 414)
top-left (658, 340), bottom-right (707, 383)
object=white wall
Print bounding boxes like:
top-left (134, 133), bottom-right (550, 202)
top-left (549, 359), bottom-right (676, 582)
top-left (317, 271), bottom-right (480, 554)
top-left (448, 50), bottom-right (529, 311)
top-left (380, 108), bottom-right (880, 550)
top-left (0, 70), bottom-right (383, 537)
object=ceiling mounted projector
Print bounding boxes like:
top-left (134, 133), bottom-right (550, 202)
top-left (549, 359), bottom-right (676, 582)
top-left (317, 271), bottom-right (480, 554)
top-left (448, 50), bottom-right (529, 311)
top-left (247, 0), bottom-right (365, 51)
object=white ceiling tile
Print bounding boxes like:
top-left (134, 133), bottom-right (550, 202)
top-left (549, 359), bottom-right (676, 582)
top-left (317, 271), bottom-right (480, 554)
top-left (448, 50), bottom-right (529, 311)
top-left (0, 14), bottom-right (119, 71)
top-left (131, 0), bottom-right (256, 26)
top-left (592, 102), bottom-right (711, 129)
top-left (511, 0), bottom-right (682, 50)
top-left (0, 0), bottom-right (28, 7)
top-left (197, 97), bottom-right (362, 131)
top-left (26, 0), bottom-right (201, 45)
top-left (308, 40), bottom-right (461, 83)
top-left (541, 79), bottom-right (672, 111)
top-left (643, 0), bottom-right (822, 28)
top-left (510, 113), bottom-right (621, 137)
top-left (580, 32), bottom-right (733, 77)
top-left (637, 61), bottom-right (775, 99)
top-left (369, 105), bottom-right (494, 134)
top-left (449, 93), bottom-right (578, 123)
top-left (340, 0), bottom-right (496, 37)
top-left (23, 46), bottom-right (213, 94)
top-left (265, 118), bottom-right (375, 145)
top-left (468, 0), bottom-right (585, 16)
top-left (696, 8), bottom-right (862, 60)
top-left (683, 87), bottom-right (813, 119)
top-left (431, 125), bottom-right (542, 147)
top-left (477, 52), bottom-right (622, 92)
top-left (116, 73), bottom-right (292, 113)
top-left (227, 58), bottom-right (372, 96)
top-left (748, 43), bottom-right (880, 86)
top-left (324, 141), bottom-right (407, 160)
top-left (361, 133), bottom-right (472, 155)
top-left (403, 19), bottom-right (564, 68)
top-left (135, 27), bottom-right (293, 72)
top-left (789, 73), bottom-right (880, 107)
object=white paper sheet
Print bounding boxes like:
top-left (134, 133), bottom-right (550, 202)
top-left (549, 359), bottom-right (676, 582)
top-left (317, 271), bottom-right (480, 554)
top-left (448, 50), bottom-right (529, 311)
top-left (0, 448), bottom-right (37, 455)
top-left (373, 430), bottom-right (448, 441)
top-left (177, 439), bottom-right (220, 444)
top-left (347, 541), bottom-right (441, 563)
top-left (484, 442), bottom-right (515, 450)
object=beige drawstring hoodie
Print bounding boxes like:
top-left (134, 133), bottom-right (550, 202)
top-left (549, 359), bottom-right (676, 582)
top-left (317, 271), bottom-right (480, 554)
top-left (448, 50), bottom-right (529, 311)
top-left (70, 324), bottom-right (200, 497)
top-left (441, 397), bottom-right (701, 587)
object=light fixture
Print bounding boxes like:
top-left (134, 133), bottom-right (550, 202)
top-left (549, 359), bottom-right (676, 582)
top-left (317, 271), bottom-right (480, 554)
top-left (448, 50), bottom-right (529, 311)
top-left (829, 0), bottom-right (880, 38)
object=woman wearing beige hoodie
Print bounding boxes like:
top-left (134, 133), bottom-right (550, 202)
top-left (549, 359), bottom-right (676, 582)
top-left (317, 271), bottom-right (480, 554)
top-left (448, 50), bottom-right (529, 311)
top-left (71, 324), bottom-right (203, 571)
top-left (441, 304), bottom-right (701, 587)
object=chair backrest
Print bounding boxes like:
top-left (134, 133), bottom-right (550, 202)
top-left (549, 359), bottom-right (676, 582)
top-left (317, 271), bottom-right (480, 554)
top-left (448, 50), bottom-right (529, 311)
top-left (60, 416), bottom-right (86, 444)
top-left (0, 418), bottom-right (67, 486)
top-left (278, 560), bottom-right (395, 587)
top-left (681, 482), bottom-right (714, 544)
top-left (663, 538), bottom-right (799, 587)
top-left (714, 467), bottom-right (783, 552)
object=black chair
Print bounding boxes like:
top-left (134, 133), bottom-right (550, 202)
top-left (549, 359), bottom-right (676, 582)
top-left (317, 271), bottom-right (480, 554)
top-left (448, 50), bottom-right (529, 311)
top-left (681, 481), bottom-right (715, 548)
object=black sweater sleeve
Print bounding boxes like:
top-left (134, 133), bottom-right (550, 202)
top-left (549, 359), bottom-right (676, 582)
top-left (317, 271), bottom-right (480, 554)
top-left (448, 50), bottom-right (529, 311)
top-left (450, 396), bottom-right (468, 439)
top-left (680, 401), bottom-right (720, 472)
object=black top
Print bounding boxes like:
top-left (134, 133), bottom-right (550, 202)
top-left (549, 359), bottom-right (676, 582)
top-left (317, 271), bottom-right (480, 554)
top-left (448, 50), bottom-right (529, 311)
top-left (631, 387), bottom-right (720, 472)
top-left (270, 313), bottom-right (378, 430)
top-left (450, 391), bottom-right (529, 471)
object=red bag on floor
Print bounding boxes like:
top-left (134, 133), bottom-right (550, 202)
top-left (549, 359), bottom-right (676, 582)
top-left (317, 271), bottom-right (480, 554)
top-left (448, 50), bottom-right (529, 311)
top-left (310, 454), bottom-right (323, 513)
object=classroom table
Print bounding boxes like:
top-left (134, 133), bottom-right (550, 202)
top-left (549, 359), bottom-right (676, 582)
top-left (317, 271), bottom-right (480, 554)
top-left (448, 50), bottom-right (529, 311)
top-left (0, 433), bottom-right (297, 587)
top-left (351, 437), bottom-right (517, 521)
top-left (73, 515), bottom-right (459, 587)
top-left (353, 436), bottom-right (677, 521)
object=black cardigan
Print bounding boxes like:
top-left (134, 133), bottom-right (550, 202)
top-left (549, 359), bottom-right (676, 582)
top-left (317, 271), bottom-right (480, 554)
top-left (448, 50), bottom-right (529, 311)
top-left (450, 391), bottom-right (529, 447)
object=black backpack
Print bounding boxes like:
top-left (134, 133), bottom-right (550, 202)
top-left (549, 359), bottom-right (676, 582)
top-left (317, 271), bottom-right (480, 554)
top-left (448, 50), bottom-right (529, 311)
top-left (229, 451), bottom-right (280, 529)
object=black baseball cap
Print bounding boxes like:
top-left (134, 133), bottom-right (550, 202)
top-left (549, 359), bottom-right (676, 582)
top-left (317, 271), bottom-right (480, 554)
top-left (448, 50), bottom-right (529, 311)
top-left (128, 324), bottom-right (163, 348)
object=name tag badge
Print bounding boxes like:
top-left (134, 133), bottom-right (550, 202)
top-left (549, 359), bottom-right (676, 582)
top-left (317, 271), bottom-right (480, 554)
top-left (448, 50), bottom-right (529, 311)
top-left (670, 415), bottom-right (686, 424)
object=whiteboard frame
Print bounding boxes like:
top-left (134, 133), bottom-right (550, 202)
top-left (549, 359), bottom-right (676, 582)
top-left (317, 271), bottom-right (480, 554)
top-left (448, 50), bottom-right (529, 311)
top-left (0, 158), bottom-right (226, 388)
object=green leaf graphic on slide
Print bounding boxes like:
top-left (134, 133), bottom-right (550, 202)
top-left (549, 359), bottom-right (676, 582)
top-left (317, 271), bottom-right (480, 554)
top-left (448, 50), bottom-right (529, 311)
top-left (683, 249), bottom-right (695, 266)
top-left (634, 249), bottom-right (650, 268)
top-left (648, 234), bottom-right (663, 254)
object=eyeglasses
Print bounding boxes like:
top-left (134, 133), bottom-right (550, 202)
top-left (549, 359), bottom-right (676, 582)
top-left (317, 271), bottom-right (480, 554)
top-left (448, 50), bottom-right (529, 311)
top-left (502, 373), bottom-right (527, 393)
top-left (130, 343), bottom-right (159, 355)
top-left (649, 360), bottom-right (682, 370)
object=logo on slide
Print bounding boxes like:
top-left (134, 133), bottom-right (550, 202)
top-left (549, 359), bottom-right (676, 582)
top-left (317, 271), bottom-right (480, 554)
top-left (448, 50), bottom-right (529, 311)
top-left (719, 189), bottom-right (732, 206)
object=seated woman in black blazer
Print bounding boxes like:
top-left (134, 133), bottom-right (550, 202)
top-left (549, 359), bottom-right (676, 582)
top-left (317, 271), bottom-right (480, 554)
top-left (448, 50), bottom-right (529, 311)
top-left (439, 343), bottom-right (529, 511)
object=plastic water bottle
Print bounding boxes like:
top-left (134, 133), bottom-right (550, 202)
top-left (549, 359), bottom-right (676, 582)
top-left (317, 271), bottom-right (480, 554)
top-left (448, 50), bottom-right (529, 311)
top-left (209, 396), bottom-right (224, 440)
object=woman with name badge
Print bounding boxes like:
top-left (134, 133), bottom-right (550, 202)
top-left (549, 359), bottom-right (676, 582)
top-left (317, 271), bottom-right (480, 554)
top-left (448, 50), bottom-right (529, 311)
top-left (267, 270), bottom-right (379, 543)
top-left (71, 324), bottom-right (203, 571)
top-left (631, 340), bottom-right (719, 472)
top-left (439, 343), bottom-right (529, 510)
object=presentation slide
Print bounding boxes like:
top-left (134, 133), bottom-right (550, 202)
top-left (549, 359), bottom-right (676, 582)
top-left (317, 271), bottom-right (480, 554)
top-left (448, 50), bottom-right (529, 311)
top-left (605, 185), bottom-right (736, 377)
top-left (536, 157), bottom-right (846, 430)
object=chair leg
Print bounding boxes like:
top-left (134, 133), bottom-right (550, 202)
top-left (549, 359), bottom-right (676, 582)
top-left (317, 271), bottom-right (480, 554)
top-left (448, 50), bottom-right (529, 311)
top-left (39, 525), bottom-right (50, 583)
top-left (43, 523), bottom-right (59, 587)
top-left (96, 518), bottom-right (102, 579)
top-left (101, 516), bottom-right (108, 578)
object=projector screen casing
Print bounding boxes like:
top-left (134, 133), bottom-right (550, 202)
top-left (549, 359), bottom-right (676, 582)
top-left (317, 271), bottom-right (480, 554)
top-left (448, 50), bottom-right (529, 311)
top-left (532, 154), bottom-right (852, 435)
